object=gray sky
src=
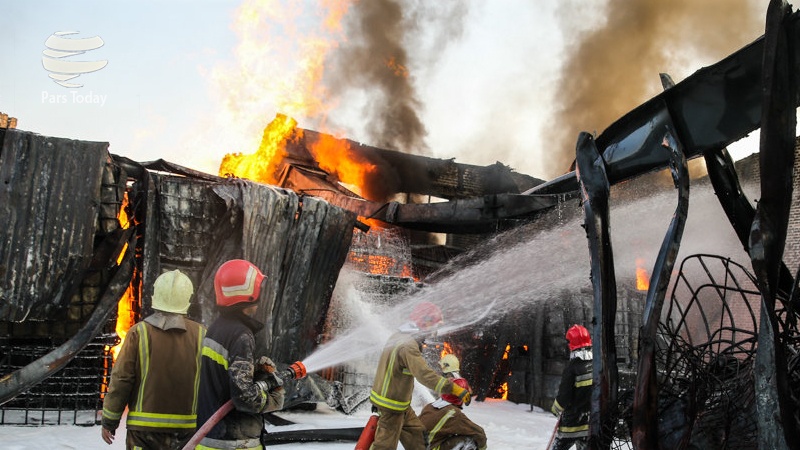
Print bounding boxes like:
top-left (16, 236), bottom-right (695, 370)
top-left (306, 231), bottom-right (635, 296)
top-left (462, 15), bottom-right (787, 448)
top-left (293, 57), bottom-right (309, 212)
top-left (2, 0), bottom-right (766, 180)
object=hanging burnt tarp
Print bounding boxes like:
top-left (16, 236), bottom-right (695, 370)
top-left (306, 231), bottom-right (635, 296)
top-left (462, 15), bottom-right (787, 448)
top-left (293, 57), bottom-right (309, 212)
top-left (0, 129), bottom-right (110, 321)
top-left (133, 168), bottom-right (357, 364)
top-left (0, 129), bottom-right (130, 417)
top-left (135, 171), bottom-right (230, 318)
top-left (208, 180), bottom-right (357, 363)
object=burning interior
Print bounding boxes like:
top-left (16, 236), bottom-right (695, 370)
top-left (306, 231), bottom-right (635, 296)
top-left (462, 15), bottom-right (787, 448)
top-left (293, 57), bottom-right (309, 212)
top-left (2, 2), bottom-right (800, 448)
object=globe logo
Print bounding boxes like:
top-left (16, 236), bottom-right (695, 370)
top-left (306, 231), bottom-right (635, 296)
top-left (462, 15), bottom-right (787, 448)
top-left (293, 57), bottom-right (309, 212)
top-left (42, 31), bottom-right (108, 88)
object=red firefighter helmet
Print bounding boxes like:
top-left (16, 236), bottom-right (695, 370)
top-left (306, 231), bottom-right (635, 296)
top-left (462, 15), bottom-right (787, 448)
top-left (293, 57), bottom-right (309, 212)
top-left (441, 377), bottom-right (470, 406)
top-left (566, 324), bottom-right (592, 351)
top-left (410, 302), bottom-right (443, 330)
top-left (214, 259), bottom-right (265, 307)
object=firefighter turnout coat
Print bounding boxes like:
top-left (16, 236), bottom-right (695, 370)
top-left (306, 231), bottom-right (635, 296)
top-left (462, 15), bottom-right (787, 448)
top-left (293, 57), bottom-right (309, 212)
top-left (197, 310), bottom-right (284, 450)
top-left (370, 328), bottom-right (456, 412)
top-left (419, 399), bottom-right (488, 450)
top-left (102, 312), bottom-right (206, 435)
top-left (551, 347), bottom-right (593, 439)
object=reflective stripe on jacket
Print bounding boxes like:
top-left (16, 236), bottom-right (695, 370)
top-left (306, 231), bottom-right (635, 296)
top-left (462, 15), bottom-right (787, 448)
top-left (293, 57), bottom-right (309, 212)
top-left (419, 402), bottom-right (488, 450)
top-left (370, 330), bottom-right (453, 412)
top-left (552, 348), bottom-right (593, 436)
top-left (197, 311), bottom-right (283, 447)
top-left (102, 315), bottom-right (206, 433)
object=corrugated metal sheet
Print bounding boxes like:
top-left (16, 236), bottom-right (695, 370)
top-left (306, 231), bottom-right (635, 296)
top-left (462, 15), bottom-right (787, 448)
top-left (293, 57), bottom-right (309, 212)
top-left (0, 129), bottom-right (108, 321)
top-left (157, 175), bottom-right (227, 267)
top-left (137, 173), bottom-right (356, 362)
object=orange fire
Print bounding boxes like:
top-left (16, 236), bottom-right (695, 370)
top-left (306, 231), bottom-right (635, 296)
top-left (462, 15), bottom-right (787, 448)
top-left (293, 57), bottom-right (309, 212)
top-left (109, 282), bottom-right (137, 361)
top-left (440, 343), bottom-right (454, 359)
top-left (219, 114), bottom-right (300, 184)
top-left (636, 257), bottom-right (650, 291)
top-left (213, 1), bottom-right (395, 202)
top-left (218, 114), bottom-right (387, 202)
top-left (347, 252), bottom-right (413, 279)
top-left (309, 134), bottom-right (378, 199)
top-left (106, 193), bottom-right (138, 362)
top-left (386, 56), bottom-right (409, 78)
top-left (499, 344), bottom-right (511, 400)
top-left (215, 0), bottom-right (358, 187)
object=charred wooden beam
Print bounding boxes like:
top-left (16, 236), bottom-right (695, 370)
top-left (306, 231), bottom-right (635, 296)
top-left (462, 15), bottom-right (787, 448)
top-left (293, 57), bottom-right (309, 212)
top-left (704, 148), bottom-right (797, 308)
top-left (282, 161), bottom-right (569, 234)
top-left (751, 1), bottom-right (798, 449)
top-left (632, 129), bottom-right (689, 450)
top-left (575, 132), bottom-right (618, 450)
top-left (291, 129), bottom-right (544, 201)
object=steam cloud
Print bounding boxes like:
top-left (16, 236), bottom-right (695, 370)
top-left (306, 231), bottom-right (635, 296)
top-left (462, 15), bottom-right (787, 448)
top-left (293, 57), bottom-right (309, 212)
top-left (543, 0), bottom-right (763, 178)
top-left (325, 0), bottom-right (468, 155)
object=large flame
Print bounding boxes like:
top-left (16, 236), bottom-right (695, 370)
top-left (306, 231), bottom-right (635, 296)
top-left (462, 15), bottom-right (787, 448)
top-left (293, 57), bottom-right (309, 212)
top-left (107, 193), bottom-right (137, 362)
top-left (309, 133), bottom-right (378, 198)
top-left (214, 0), bottom-right (392, 199)
top-left (211, 0), bottom-right (353, 163)
top-left (219, 114), bottom-right (300, 183)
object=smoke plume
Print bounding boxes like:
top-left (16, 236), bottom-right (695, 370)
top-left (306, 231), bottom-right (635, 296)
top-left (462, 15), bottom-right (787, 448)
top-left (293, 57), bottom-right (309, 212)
top-left (543, 0), bottom-right (763, 178)
top-left (325, 0), bottom-right (468, 155)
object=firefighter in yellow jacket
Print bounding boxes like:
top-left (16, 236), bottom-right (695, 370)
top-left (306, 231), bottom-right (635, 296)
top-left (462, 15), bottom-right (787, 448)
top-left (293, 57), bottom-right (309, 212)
top-left (369, 302), bottom-right (471, 450)
top-left (101, 270), bottom-right (206, 450)
top-left (419, 377), bottom-right (487, 450)
top-left (419, 355), bottom-right (487, 450)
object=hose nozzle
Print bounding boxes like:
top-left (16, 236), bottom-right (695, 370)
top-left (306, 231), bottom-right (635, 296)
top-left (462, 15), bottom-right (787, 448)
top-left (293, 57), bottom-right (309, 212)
top-left (286, 361), bottom-right (307, 379)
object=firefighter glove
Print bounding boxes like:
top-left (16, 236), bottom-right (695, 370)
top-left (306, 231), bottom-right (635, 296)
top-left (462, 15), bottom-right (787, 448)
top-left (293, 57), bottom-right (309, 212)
top-left (256, 356), bottom-right (277, 373)
top-left (256, 370), bottom-right (284, 392)
top-left (451, 383), bottom-right (471, 406)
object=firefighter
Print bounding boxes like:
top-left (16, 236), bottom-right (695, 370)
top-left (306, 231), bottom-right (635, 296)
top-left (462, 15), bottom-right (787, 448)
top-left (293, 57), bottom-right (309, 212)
top-left (196, 259), bottom-right (285, 450)
top-left (438, 353), bottom-right (461, 379)
top-left (101, 269), bottom-right (206, 450)
top-left (369, 302), bottom-right (471, 450)
top-left (550, 324), bottom-right (593, 450)
top-left (419, 356), bottom-right (487, 450)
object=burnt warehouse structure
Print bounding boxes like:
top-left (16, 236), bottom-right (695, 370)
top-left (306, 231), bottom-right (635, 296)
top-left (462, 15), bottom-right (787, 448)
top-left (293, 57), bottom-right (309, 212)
top-left (3, 1), bottom-right (800, 449)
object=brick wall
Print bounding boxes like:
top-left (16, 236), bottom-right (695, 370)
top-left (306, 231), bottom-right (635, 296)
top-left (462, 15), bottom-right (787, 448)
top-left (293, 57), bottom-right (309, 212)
top-left (733, 137), bottom-right (800, 272)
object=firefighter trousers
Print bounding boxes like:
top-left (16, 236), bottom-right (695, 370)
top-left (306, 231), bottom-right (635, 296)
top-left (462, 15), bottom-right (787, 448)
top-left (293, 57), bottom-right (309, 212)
top-left (370, 407), bottom-right (426, 450)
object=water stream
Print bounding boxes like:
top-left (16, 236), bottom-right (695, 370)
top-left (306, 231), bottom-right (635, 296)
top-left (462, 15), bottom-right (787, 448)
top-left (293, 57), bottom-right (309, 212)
top-left (299, 175), bottom-right (754, 376)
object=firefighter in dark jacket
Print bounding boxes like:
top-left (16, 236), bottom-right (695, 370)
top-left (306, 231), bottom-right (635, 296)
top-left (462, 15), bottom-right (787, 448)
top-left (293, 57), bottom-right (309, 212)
top-left (419, 355), bottom-right (487, 450)
top-left (101, 270), bottom-right (206, 450)
top-left (369, 302), bottom-right (471, 450)
top-left (196, 259), bottom-right (285, 450)
top-left (550, 324), bottom-right (593, 450)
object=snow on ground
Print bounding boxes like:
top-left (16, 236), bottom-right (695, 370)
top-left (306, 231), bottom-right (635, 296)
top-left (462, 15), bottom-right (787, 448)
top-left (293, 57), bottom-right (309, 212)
top-left (0, 399), bottom-right (557, 449)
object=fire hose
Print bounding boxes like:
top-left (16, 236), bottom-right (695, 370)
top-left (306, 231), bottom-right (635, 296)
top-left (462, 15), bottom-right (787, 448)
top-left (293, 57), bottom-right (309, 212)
top-left (545, 415), bottom-right (561, 450)
top-left (181, 361), bottom-right (307, 450)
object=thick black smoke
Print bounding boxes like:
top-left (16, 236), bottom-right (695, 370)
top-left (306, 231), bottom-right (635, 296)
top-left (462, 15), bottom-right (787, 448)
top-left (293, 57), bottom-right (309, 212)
top-left (542, 0), bottom-right (763, 178)
top-left (325, 0), bottom-right (468, 155)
